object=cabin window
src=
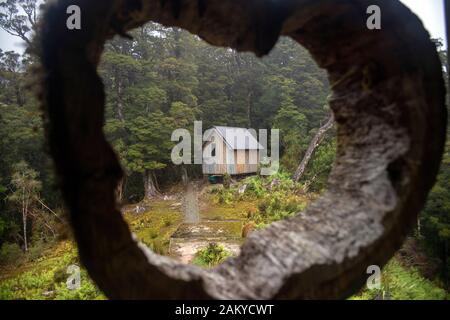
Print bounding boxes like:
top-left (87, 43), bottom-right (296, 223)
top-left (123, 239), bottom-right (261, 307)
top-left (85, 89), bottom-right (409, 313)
top-left (211, 145), bottom-right (216, 157)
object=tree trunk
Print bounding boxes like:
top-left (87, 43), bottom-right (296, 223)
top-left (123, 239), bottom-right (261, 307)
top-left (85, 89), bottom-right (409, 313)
top-left (115, 177), bottom-right (125, 203)
top-left (181, 165), bottom-right (188, 185)
top-left (173, 28), bottom-right (182, 58)
top-left (152, 171), bottom-right (160, 192)
top-left (143, 170), bottom-right (158, 199)
top-left (246, 91), bottom-right (253, 127)
top-left (293, 113), bottom-right (334, 182)
top-left (116, 75), bottom-right (125, 122)
top-left (22, 190), bottom-right (28, 252)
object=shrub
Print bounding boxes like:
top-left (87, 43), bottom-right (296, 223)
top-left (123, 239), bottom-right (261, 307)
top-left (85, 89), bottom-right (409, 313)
top-left (246, 206), bottom-right (259, 220)
top-left (223, 173), bottom-right (231, 189)
top-left (27, 240), bottom-right (50, 262)
top-left (252, 191), bottom-right (307, 224)
top-left (53, 266), bottom-right (67, 284)
top-left (0, 242), bottom-right (24, 266)
top-left (242, 222), bottom-right (256, 238)
top-left (192, 243), bottom-right (231, 268)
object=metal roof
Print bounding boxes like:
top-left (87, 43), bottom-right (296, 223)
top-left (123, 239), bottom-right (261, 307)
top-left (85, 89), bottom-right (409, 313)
top-left (206, 126), bottom-right (264, 150)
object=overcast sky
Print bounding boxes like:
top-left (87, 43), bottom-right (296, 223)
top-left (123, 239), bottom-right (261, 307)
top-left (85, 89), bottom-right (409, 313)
top-left (0, 0), bottom-right (447, 53)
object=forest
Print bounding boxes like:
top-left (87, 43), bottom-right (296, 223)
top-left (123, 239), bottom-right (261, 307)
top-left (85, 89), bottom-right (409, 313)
top-left (0, 0), bottom-right (449, 300)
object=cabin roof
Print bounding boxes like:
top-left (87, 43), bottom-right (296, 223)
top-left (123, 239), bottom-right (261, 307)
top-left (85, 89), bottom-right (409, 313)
top-left (206, 126), bottom-right (264, 150)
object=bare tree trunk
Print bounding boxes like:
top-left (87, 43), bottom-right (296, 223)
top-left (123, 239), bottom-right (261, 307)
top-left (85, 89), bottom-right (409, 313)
top-left (247, 91), bottom-right (253, 127)
top-left (115, 177), bottom-right (125, 203)
top-left (293, 114), bottom-right (334, 182)
top-left (181, 165), bottom-right (188, 185)
top-left (143, 170), bottom-right (158, 199)
top-left (116, 76), bottom-right (125, 122)
top-left (173, 27), bottom-right (182, 58)
top-left (22, 188), bottom-right (28, 252)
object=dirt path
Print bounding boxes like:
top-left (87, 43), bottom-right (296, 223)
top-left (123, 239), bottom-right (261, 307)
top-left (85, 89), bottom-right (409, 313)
top-left (183, 182), bottom-right (200, 223)
top-left (170, 181), bottom-right (242, 264)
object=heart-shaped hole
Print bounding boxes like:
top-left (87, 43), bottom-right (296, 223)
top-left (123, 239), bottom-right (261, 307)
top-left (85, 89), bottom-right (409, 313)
top-left (99, 22), bottom-right (334, 269)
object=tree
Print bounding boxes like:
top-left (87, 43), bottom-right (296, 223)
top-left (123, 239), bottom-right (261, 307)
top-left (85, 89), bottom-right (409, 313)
top-left (0, 49), bottom-right (26, 106)
top-left (293, 113), bottom-right (334, 182)
top-left (7, 161), bottom-right (41, 251)
top-left (273, 105), bottom-right (307, 172)
top-left (0, 0), bottom-right (39, 47)
top-left (125, 111), bottom-right (174, 198)
top-left (302, 139), bottom-right (336, 191)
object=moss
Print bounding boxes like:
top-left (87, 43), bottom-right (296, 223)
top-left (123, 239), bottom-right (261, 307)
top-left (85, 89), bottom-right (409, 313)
top-left (201, 199), bottom-right (254, 221)
top-left (125, 199), bottom-right (183, 249)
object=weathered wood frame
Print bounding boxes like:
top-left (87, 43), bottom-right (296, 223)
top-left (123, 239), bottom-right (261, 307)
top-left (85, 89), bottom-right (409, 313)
top-left (36, 0), bottom-right (447, 299)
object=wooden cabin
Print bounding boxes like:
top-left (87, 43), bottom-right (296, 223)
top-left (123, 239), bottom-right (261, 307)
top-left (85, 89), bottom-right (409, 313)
top-left (202, 126), bottom-right (263, 175)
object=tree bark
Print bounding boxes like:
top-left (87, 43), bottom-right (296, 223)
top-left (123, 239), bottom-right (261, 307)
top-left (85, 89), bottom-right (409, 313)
top-left (293, 113), bottom-right (334, 182)
top-left (143, 170), bottom-right (158, 199)
top-left (37, 0), bottom-right (447, 300)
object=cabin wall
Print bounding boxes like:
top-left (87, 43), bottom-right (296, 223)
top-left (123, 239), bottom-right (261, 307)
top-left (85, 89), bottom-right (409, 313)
top-left (202, 132), bottom-right (227, 174)
top-left (202, 129), bottom-right (259, 175)
top-left (235, 149), bottom-right (258, 174)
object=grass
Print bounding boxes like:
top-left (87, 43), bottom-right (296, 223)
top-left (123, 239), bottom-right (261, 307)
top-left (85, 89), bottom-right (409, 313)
top-left (0, 240), bottom-right (104, 300)
top-left (0, 199), bottom-right (182, 300)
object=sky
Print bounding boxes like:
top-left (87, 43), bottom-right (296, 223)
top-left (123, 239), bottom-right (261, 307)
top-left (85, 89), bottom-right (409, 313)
top-left (0, 0), bottom-right (447, 53)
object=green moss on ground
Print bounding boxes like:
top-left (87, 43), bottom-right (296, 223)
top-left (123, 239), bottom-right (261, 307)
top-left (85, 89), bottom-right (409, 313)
top-left (126, 199), bottom-right (183, 254)
top-left (200, 198), bottom-right (252, 221)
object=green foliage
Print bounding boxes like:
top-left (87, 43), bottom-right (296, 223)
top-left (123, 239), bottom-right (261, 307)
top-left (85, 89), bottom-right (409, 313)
top-left (420, 139), bottom-right (450, 288)
top-left (125, 111), bottom-right (174, 174)
top-left (301, 139), bottom-right (336, 191)
top-left (273, 105), bottom-right (307, 171)
top-left (256, 192), bottom-right (307, 223)
top-left (352, 259), bottom-right (449, 300)
top-left (192, 243), bottom-right (231, 268)
top-left (8, 161), bottom-right (42, 202)
top-left (0, 241), bottom-right (103, 300)
top-left (0, 217), bottom-right (6, 241)
top-left (210, 173), bottom-right (308, 224)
